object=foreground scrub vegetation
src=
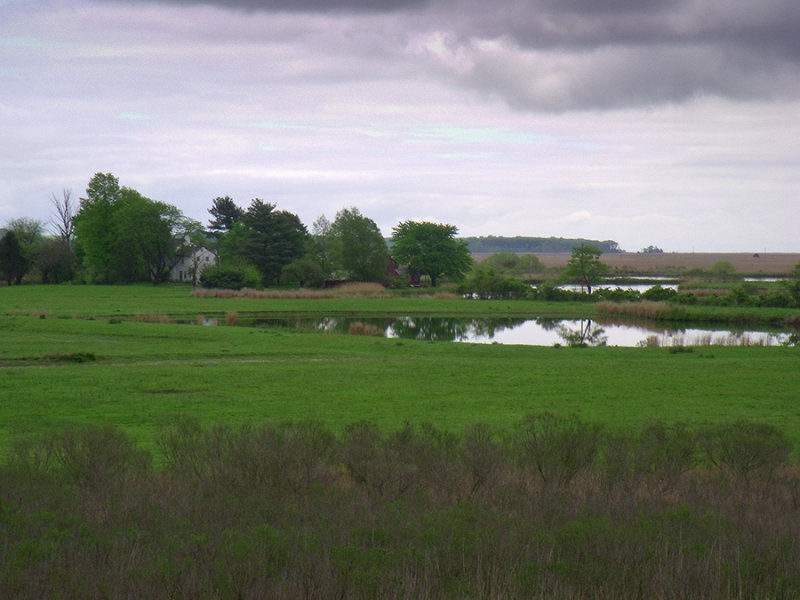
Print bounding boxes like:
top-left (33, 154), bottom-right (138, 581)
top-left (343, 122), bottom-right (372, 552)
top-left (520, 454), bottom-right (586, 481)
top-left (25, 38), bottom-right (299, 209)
top-left (3, 417), bottom-right (800, 599)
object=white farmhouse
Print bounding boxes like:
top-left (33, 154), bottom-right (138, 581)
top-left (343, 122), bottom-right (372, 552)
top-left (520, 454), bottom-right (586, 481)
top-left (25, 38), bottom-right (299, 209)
top-left (170, 245), bottom-right (217, 285)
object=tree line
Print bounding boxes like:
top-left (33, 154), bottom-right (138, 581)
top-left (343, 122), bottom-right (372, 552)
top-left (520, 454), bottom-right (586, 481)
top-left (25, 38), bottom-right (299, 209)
top-left (465, 235), bottom-right (621, 254)
top-left (0, 172), bottom-right (473, 288)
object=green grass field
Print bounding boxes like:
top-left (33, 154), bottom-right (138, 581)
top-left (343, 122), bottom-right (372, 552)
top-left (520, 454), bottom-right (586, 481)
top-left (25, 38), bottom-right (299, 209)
top-left (2, 284), bottom-right (798, 454)
top-left (3, 284), bottom-right (800, 599)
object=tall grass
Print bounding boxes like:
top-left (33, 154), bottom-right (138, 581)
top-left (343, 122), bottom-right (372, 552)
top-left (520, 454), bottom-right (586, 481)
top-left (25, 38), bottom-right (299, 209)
top-left (192, 282), bottom-right (392, 300)
top-left (596, 300), bottom-right (685, 319)
top-left (3, 417), bottom-right (800, 599)
top-left (133, 313), bottom-right (171, 323)
top-left (640, 332), bottom-right (787, 348)
top-left (348, 321), bottom-right (383, 336)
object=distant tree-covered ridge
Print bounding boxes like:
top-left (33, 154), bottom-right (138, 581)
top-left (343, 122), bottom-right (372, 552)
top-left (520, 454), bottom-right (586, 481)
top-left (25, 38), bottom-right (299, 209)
top-left (462, 236), bottom-right (621, 254)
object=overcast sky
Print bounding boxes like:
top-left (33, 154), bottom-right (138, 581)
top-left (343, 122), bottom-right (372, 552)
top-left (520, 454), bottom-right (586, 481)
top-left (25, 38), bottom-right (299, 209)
top-left (2, 0), bottom-right (798, 251)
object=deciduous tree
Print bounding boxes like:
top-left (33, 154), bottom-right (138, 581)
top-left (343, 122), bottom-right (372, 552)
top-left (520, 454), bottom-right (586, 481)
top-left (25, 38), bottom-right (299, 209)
top-left (562, 245), bottom-right (609, 294)
top-left (73, 173), bottom-right (123, 282)
top-left (329, 207), bottom-right (388, 282)
top-left (50, 188), bottom-right (75, 247)
top-left (391, 221), bottom-right (472, 287)
top-left (309, 214), bottom-right (335, 279)
top-left (116, 189), bottom-right (202, 284)
top-left (73, 173), bottom-right (198, 283)
top-left (0, 231), bottom-right (29, 285)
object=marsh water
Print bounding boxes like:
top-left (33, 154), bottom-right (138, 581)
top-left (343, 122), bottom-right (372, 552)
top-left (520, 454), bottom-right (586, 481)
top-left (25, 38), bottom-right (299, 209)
top-left (233, 315), bottom-right (794, 347)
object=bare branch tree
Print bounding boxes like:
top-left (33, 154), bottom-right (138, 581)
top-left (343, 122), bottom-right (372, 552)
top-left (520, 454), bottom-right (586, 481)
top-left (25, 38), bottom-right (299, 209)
top-left (50, 188), bottom-right (75, 246)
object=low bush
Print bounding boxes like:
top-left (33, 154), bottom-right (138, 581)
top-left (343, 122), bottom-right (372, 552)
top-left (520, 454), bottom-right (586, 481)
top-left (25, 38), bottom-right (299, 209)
top-left (4, 418), bottom-right (800, 599)
top-left (458, 266), bottom-right (532, 300)
top-left (641, 284), bottom-right (679, 302)
top-left (698, 420), bottom-right (792, 481)
top-left (593, 287), bottom-right (641, 303)
top-left (42, 351), bottom-right (97, 363)
top-left (199, 267), bottom-right (260, 290)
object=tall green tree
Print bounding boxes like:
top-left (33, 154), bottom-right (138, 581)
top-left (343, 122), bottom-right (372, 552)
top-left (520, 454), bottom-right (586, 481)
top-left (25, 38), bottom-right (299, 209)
top-left (5, 218), bottom-right (45, 282)
top-left (0, 231), bottom-right (29, 285)
top-left (208, 196), bottom-right (244, 238)
top-left (233, 199), bottom-right (307, 286)
top-left (391, 221), bottom-right (472, 287)
top-left (116, 189), bottom-right (202, 284)
top-left (73, 173), bottom-right (198, 284)
top-left (562, 244), bottom-right (609, 294)
top-left (309, 214), bottom-right (335, 279)
top-left (73, 173), bottom-right (123, 282)
top-left (329, 207), bottom-right (388, 282)
top-left (32, 237), bottom-right (77, 284)
top-left (6, 217), bottom-right (44, 250)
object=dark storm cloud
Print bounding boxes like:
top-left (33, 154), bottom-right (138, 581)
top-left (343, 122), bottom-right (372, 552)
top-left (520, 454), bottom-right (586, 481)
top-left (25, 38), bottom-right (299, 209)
top-left (410, 0), bottom-right (800, 110)
top-left (34, 0), bottom-right (800, 109)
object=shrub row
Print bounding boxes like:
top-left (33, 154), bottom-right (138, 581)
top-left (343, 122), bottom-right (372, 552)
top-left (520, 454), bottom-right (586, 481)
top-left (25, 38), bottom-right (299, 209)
top-left (2, 417), bottom-right (800, 599)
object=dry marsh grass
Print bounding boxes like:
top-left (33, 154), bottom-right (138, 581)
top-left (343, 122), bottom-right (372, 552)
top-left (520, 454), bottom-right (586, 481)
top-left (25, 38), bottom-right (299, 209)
top-left (348, 321), bottom-right (383, 336)
top-left (133, 313), bottom-right (171, 323)
top-left (192, 282), bottom-right (392, 300)
top-left (432, 291), bottom-right (460, 299)
top-left (532, 252), bottom-right (800, 274)
top-left (641, 332), bottom-right (782, 348)
top-left (596, 300), bottom-right (684, 319)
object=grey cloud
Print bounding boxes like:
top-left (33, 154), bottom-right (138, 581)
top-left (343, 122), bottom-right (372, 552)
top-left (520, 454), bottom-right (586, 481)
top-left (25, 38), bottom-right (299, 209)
top-left (105, 0), bottom-right (429, 12)
top-left (24, 0), bottom-right (800, 112)
top-left (410, 0), bottom-right (800, 110)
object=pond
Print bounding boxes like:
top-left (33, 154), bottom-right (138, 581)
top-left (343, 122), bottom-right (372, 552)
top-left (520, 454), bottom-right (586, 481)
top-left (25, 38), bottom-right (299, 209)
top-left (554, 277), bottom-right (679, 294)
top-left (236, 315), bottom-right (795, 348)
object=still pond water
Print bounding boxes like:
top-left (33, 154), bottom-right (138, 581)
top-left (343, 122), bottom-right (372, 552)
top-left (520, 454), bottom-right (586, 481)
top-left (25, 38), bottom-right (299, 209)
top-left (234, 316), bottom-right (794, 348)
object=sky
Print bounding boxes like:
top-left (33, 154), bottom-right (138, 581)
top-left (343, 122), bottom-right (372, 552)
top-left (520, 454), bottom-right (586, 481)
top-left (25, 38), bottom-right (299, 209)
top-left (1, 0), bottom-right (798, 252)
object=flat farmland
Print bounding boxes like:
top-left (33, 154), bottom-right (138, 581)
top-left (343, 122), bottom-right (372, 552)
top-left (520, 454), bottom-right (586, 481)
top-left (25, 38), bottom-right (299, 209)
top-left (473, 252), bottom-right (800, 275)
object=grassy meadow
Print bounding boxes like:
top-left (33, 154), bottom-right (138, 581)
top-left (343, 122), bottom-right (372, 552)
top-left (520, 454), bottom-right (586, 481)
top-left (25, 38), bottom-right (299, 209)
top-left (3, 283), bottom-right (800, 598)
top-left (1, 284), bottom-right (798, 451)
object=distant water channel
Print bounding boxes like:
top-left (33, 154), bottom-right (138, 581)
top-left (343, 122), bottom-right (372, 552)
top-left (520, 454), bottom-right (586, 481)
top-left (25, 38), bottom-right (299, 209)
top-left (237, 316), bottom-right (794, 348)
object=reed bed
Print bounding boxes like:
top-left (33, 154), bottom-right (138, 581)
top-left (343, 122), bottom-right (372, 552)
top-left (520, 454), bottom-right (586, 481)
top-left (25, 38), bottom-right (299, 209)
top-left (534, 252), bottom-right (800, 275)
top-left (596, 300), bottom-right (686, 319)
top-left (641, 332), bottom-right (785, 348)
top-left (192, 282), bottom-right (393, 300)
top-left (348, 321), bottom-right (383, 336)
top-left (133, 313), bottom-right (171, 323)
top-left (3, 417), bottom-right (799, 599)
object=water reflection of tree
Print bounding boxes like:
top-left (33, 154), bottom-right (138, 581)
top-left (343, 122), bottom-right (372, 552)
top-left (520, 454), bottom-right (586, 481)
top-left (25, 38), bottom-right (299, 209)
top-left (555, 318), bottom-right (608, 347)
top-left (389, 317), bottom-right (527, 342)
top-left (468, 317), bottom-right (528, 338)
